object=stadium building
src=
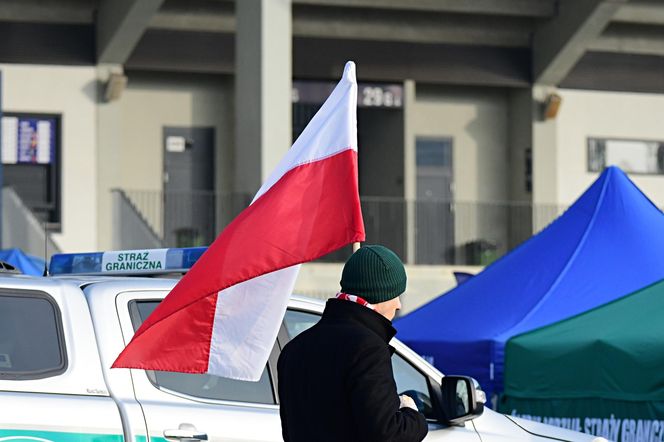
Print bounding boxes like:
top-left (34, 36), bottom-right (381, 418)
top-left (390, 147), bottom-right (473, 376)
top-left (1, 0), bottom-right (663, 308)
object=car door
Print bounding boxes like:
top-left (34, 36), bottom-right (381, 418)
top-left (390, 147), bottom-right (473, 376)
top-left (282, 306), bottom-right (481, 441)
top-left (0, 280), bottom-right (126, 442)
top-left (116, 291), bottom-right (282, 442)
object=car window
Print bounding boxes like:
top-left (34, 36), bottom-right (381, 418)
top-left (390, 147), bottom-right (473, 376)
top-left (392, 352), bottom-right (435, 419)
top-left (0, 290), bottom-right (67, 379)
top-left (130, 300), bottom-right (275, 404)
top-left (283, 306), bottom-right (435, 419)
top-left (283, 309), bottom-right (320, 339)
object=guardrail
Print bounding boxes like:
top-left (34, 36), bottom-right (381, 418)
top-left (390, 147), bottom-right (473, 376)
top-left (119, 189), bottom-right (566, 265)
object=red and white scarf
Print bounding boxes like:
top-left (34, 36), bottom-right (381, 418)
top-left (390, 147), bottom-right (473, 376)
top-left (336, 292), bottom-right (375, 310)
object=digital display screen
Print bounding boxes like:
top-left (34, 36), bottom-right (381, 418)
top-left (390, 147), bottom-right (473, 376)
top-left (2, 115), bottom-right (56, 164)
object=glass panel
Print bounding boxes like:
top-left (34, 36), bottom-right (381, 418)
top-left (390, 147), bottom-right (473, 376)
top-left (392, 352), bottom-right (434, 419)
top-left (587, 139), bottom-right (606, 172)
top-left (588, 138), bottom-right (664, 175)
top-left (132, 300), bottom-right (275, 404)
top-left (283, 309), bottom-right (321, 339)
top-left (416, 139), bottom-right (452, 168)
top-left (151, 367), bottom-right (274, 404)
top-left (0, 294), bottom-right (65, 377)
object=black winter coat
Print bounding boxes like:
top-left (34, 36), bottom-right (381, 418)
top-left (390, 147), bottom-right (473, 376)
top-left (278, 298), bottom-right (428, 442)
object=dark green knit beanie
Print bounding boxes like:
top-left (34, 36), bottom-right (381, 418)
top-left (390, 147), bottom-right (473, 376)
top-left (340, 244), bottom-right (407, 304)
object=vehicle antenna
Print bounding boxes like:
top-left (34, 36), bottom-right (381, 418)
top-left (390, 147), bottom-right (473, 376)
top-left (43, 220), bottom-right (49, 276)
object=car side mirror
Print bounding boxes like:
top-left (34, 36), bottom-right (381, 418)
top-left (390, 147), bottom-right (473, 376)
top-left (433, 375), bottom-right (484, 426)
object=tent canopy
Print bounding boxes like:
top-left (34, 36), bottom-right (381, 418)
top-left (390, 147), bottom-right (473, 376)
top-left (504, 278), bottom-right (664, 402)
top-left (395, 167), bottom-right (664, 397)
top-left (0, 248), bottom-right (45, 276)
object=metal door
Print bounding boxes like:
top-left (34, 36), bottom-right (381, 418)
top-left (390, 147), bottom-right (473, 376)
top-left (163, 127), bottom-right (215, 247)
top-left (415, 138), bottom-right (455, 264)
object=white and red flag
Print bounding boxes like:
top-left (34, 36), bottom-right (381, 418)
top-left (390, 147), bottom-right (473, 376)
top-left (113, 62), bottom-right (364, 381)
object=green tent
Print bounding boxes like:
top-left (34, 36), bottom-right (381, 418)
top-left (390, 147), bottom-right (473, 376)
top-left (499, 278), bottom-right (664, 442)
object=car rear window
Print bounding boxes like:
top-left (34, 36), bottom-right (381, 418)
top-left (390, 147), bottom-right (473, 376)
top-left (0, 290), bottom-right (67, 379)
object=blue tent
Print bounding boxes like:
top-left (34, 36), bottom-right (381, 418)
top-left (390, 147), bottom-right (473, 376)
top-left (396, 167), bottom-right (664, 400)
top-left (0, 248), bottom-right (46, 276)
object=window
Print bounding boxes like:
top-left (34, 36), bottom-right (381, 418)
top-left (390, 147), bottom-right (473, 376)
top-left (129, 300), bottom-right (275, 404)
top-left (588, 138), bottom-right (664, 175)
top-left (392, 353), bottom-right (435, 419)
top-left (282, 307), bottom-right (436, 419)
top-left (1, 113), bottom-right (62, 227)
top-left (0, 291), bottom-right (67, 379)
top-left (283, 309), bottom-right (321, 339)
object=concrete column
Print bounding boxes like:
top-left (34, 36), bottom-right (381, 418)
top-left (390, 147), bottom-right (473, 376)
top-left (0, 71), bottom-right (3, 248)
top-left (235, 0), bottom-right (292, 195)
top-left (403, 79), bottom-right (417, 264)
top-left (96, 64), bottom-right (125, 250)
top-left (531, 85), bottom-right (560, 232)
top-left (507, 88), bottom-right (534, 244)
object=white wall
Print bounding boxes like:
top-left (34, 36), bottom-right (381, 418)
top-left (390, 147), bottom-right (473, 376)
top-left (118, 72), bottom-right (233, 193)
top-left (553, 89), bottom-right (664, 207)
top-left (409, 84), bottom-right (509, 203)
top-left (1, 64), bottom-right (98, 252)
top-left (97, 72), bottom-right (234, 249)
top-left (406, 84), bottom-right (511, 256)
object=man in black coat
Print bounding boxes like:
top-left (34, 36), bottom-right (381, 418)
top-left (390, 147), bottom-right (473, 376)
top-left (278, 244), bottom-right (428, 442)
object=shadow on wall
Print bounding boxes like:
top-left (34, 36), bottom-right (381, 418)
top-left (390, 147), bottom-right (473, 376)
top-left (82, 79), bottom-right (99, 104)
top-left (462, 89), bottom-right (515, 257)
top-left (2, 187), bottom-right (60, 259)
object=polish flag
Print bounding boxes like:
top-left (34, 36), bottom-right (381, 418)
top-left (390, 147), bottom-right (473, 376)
top-left (113, 62), bottom-right (365, 381)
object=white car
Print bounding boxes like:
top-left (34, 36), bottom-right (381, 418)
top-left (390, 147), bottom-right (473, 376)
top-left (0, 247), bottom-right (606, 442)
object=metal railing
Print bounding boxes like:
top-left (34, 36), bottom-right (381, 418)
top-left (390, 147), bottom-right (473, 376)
top-left (119, 189), bottom-right (566, 265)
top-left (2, 187), bottom-right (61, 258)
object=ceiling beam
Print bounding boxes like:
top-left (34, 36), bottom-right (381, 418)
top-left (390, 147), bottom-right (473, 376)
top-left (589, 23), bottom-right (664, 56)
top-left (151, 5), bottom-right (532, 47)
top-left (533, 0), bottom-right (627, 85)
top-left (0, 0), bottom-right (93, 24)
top-left (292, 6), bottom-right (530, 47)
top-left (561, 51), bottom-right (664, 94)
top-left (293, 0), bottom-right (555, 17)
top-left (613, 1), bottom-right (664, 26)
top-left (97, 0), bottom-right (166, 64)
top-left (150, 5), bottom-right (234, 33)
top-left (127, 32), bottom-right (531, 88)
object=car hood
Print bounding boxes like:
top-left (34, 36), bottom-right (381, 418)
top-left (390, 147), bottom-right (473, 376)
top-left (507, 415), bottom-right (608, 441)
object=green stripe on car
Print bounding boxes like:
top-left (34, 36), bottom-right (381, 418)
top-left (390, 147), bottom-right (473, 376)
top-left (0, 429), bottom-right (124, 442)
top-left (135, 436), bottom-right (167, 442)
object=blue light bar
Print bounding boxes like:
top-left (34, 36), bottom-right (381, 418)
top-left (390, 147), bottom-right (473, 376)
top-left (49, 247), bottom-right (207, 275)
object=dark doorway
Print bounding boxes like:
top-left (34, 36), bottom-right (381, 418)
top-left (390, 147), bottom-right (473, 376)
top-left (163, 127), bottom-right (215, 247)
top-left (293, 103), bottom-right (406, 262)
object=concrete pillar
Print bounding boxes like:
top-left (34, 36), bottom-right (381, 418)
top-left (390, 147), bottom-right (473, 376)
top-left (531, 85), bottom-right (560, 232)
top-left (0, 71), bottom-right (3, 248)
top-left (507, 88), bottom-right (534, 244)
top-left (403, 79), bottom-right (417, 264)
top-left (235, 0), bottom-right (292, 195)
top-left (96, 64), bottom-right (125, 250)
